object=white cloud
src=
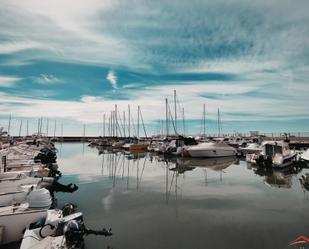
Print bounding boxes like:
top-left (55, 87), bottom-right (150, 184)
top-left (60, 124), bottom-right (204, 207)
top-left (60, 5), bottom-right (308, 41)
top-left (106, 70), bottom-right (118, 89)
top-left (0, 76), bottom-right (21, 87)
top-left (122, 83), bottom-right (144, 89)
top-left (0, 41), bottom-right (41, 54)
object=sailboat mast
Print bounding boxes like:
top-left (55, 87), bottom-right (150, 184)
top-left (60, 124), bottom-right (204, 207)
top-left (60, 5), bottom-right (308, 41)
top-left (61, 122), bottom-right (63, 140)
top-left (103, 114), bottom-right (106, 137)
top-left (123, 111), bottom-right (126, 137)
top-left (26, 120), bottom-right (29, 136)
top-left (182, 107), bottom-right (185, 136)
top-left (39, 117), bottom-right (43, 135)
top-left (217, 108), bottom-right (220, 137)
top-left (53, 120), bottom-right (57, 138)
top-left (174, 90), bottom-right (177, 133)
top-left (115, 104), bottom-right (118, 137)
top-left (7, 114), bottom-right (11, 135)
top-left (128, 104), bottom-right (131, 138)
top-left (165, 98), bottom-right (169, 136)
top-left (137, 105), bottom-right (140, 138)
top-left (18, 120), bottom-right (23, 137)
top-left (46, 119), bottom-right (49, 137)
top-left (203, 104), bottom-right (206, 137)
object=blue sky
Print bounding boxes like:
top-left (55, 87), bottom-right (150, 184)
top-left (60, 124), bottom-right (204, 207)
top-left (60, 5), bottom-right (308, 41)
top-left (0, 0), bottom-right (308, 136)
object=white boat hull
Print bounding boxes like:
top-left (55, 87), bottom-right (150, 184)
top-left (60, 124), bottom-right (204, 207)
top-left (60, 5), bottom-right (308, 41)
top-left (0, 209), bottom-right (47, 245)
top-left (188, 149), bottom-right (236, 158)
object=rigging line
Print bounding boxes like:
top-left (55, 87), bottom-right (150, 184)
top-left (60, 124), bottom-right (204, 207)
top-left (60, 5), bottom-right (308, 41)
top-left (176, 95), bottom-right (184, 116)
top-left (167, 171), bottom-right (176, 202)
top-left (117, 109), bottom-right (126, 137)
top-left (130, 114), bottom-right (137, 137)
top-left (139, 107), bottom-right (148, 138)
top-left (139, 156), bottom-right (147, 184)
top-left (167, 103), bottom-right (178, 135)
top-left (115, 110), bottom-right (123, 137)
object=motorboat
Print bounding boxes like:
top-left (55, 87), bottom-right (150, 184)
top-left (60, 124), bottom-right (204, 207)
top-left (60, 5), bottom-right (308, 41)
top-left (246, 141), bottom-right (296, 168)
top-left (0, 172), bottom-right (78, 206)
top-left (186, 142), bottom-right (237, 158)
top-left (0, 188), bottom-right (52, 245)
top-left (0, 172), bottom-right (54, 206)
top-left (20, 205), bottom-right (112, 249)
top-left (238, 143), bottom-right (262, 156)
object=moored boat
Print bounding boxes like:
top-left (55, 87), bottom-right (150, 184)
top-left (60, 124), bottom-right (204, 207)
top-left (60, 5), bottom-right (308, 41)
top-left (186, 142), bottom-right (237, 158)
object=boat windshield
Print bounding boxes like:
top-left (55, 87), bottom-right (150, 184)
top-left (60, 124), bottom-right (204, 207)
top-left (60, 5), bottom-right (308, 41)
top-left (265, 144), bottom-right (282, 156)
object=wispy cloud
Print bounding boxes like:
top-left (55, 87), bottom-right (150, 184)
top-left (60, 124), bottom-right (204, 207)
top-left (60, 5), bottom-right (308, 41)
top-left (106, 70), bottom-right (118, 89)
top-left (0, 76), bottom-right (21, 87)
top-left (34, 74), bottom-right (61, 84)
top-left (0, 41), bottom-right (40, 54)
top-left (0, 0), bottom-right (308, 133)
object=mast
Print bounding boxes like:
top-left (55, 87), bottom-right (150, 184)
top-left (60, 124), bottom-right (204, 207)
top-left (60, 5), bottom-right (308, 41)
top-left (115, 104), bottom-right (118, 137)
top-left (26, 120), bottom-right (29, 136)
top-left (111, 111), bottom-right (114, 137)
top-left (108, 116), bottom-right (111, 137)
top-left (61, 122), bottom-right (63, 140)
top-left (128, 104), bottom-right (131, 138)
top-left (83, 124), bottom-right (86, 140)
top-left (203, 104), bottom-right (206, 137)
top-left (123, 111), bottom-right (126, 137)
top-left (165, 98), bottom-right (169, 136)
top-left (182, 107), bottom-right (185, 136)
top-left (174, 90), bottom-right (177, 133)
top-left (18, 120), bottom-right (23, 137)
top-left (37, 118), bottom-right (40, 135)
top-left (137, 105), bottom-right (140, 138)
top-left (103, 114), bottom-right (106, 137)
top-left (46, 119), bottom-right (49, 137)
top-left (53, 120), bottom-right (57, 138)
top-left (39, 117), bottom-right (43, 136)
top-left (217, 108), bottom-right (220, 137)
top-left (7, 114), bottom-right (11, 135)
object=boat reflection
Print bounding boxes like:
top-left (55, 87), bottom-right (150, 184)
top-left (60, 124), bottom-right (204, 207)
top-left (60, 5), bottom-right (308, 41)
top-left (253, 165), bottom-right (302, 189)
top-left (299, 173), bottom-right (309, 201)
top-left (175, 156), bottom-right (238, 172)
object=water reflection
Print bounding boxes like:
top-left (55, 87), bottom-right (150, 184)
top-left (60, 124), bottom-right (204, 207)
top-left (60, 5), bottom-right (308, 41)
top-left (55, 143), bottom-right (309, 249)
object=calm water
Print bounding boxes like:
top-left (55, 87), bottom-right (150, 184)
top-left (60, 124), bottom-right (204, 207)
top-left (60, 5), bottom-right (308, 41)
top-left (55, 143), bottom-right (309, 249)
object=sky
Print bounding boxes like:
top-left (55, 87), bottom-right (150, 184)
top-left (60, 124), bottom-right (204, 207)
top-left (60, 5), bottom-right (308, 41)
top-left (0, 0), bottom-right (308, 136)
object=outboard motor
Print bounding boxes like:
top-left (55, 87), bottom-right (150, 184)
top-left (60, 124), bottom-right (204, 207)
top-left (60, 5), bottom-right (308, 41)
top-left (64, 220), bottom-right (85, 248)
top-left (47, 163), bottom-right (62, 178)
top-left (63, 217), bottom-right (112, 248)
top-left (62, 203), bottom-right (77, 217)
top-left (265, 155), bottom-right (273, 168)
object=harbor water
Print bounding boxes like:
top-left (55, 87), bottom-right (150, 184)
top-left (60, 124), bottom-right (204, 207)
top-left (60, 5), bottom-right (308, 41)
top-left (53, 143), bottom-right (309, 249)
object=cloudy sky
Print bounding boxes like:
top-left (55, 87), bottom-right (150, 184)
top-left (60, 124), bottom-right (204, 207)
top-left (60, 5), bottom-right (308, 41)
top-left (0, 0), bottom-right (308, 136)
